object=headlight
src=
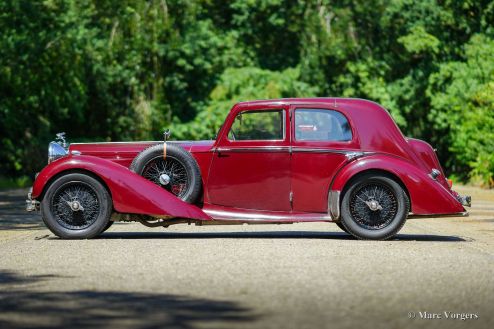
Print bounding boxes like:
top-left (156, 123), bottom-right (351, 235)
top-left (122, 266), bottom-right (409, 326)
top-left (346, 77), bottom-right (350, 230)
top-left (48, 141), bottom-right (68, 163)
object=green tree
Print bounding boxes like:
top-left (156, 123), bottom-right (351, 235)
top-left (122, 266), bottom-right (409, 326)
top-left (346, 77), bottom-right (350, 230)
top-left (173, 66), bottom-right (317, 140)
top-left (428, 35), bottom-right (494, 186)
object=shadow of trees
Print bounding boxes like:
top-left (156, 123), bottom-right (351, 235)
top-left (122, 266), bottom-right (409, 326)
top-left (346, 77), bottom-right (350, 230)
top-left (0, 271), bottom-right (258, 329)
top-left (0, 189), bottom-right (44, 230)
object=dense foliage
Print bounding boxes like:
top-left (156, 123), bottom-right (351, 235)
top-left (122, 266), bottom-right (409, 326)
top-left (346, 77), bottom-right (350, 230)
top-left (1, 0), bottom-right (493, 186)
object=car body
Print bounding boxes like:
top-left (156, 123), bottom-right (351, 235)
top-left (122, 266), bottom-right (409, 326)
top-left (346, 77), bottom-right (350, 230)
top-left (27, 98), bottom-right (471, 239)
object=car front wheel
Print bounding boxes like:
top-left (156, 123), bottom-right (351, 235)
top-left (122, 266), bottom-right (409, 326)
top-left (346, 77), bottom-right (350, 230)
top-left (340, 174), bottom-right (409, 240)
top-left (335, 221), bottom-right (349, 234)
top-left (41, 173), bottom-right (112, 239)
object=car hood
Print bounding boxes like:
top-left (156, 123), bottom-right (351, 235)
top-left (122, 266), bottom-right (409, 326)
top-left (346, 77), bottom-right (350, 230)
top-left (68, 140), bottom-right (215, 167)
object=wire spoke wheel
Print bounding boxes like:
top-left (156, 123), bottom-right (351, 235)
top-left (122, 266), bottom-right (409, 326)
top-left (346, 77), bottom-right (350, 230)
top-left (51, 182), bottom-right (101, 230)
top-left (349, 182), bottom-right (398, 230)
top-left (142, 156), bottom-right (190, 199)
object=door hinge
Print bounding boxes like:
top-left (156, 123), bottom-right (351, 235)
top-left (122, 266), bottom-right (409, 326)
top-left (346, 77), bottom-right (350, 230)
top-left (289, 191), bottom-right (293, 203)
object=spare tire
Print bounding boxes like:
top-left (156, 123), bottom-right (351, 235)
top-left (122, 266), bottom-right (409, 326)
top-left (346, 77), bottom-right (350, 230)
top-left (130, 143), bottom-right (202, 204)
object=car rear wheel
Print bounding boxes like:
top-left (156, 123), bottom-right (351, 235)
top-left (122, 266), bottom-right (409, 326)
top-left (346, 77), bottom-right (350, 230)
top-left (101, 220), bottom-right (113, 233)
top-left (340, 173), bottom-right (409, 240)
top-left (41, 173), bottom-right (112, 239)
top-left (130, 143), bottom-right (202, 204)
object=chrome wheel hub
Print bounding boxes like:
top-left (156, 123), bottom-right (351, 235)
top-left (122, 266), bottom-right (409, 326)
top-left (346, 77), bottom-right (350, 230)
top-left (365, 200), bottom-right (382, 211)
top-left (68, 200), bottom-right (84, 212)
top-left (159, 173), bottom-right (171, 186)
top-left (142, 156), bottom-right (189, 198)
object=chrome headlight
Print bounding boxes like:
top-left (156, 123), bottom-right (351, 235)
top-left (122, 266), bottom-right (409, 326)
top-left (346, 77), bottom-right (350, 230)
top-left (48, 141), bottom-right (68, 163)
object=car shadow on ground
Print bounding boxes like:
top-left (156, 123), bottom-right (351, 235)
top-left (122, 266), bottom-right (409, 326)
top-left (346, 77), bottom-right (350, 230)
top-left (94, 231), bottom-right (468, 242)
top-left (0, 270), bottom-right (258, 329)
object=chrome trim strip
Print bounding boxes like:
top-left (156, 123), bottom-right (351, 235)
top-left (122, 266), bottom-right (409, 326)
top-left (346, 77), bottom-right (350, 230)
top-left (215, 147), bottom-right (369, 155)
top-left (292, 148), bottom-right (350, 154)
top-left (291, 149), bottom-right (370, 158)
top-left (216, 146), bottom-right (290, 153)
top-left (328, 190), bottom-right (340, 220)
top-left (70, 141), bottom-right (161, 145)
top-left (70, 140), bottom-right (205, 145)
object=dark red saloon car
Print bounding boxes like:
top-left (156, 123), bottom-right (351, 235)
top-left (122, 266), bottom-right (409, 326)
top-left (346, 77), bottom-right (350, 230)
top-left (26, 98), bottom-right (471, 240)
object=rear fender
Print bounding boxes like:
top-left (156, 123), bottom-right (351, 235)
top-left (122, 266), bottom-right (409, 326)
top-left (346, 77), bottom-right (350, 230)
top-left (32, 155), bottom-right (211, 220)
top-left (331, 155), bottom-right (464, 215)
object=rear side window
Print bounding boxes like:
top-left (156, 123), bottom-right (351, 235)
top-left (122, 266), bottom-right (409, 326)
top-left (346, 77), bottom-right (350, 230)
top-left (295, 109), bottom-right (352, 142)
top-left (228, 110), bottom-right (284, 141)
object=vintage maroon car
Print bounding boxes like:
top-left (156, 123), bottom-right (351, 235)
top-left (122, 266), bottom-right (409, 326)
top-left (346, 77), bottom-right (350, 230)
top-left (26, 98), bottom-right (471, 240)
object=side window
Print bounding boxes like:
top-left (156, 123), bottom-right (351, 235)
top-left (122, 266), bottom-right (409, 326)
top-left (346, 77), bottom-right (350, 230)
top-left (228, 110), bottom-right (284, 141)
top-left (295, 109), bottom-right (352, 141)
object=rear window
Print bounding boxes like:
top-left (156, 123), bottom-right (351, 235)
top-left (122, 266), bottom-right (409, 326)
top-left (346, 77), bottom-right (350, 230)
top-left (295, 109), bottom-right (352, 142)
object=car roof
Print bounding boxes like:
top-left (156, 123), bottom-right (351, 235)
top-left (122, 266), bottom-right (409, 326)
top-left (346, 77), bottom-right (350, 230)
top-left (237, 97), bottom-right (381, 108)
top-left (234, 97), bottom-right (414, 160)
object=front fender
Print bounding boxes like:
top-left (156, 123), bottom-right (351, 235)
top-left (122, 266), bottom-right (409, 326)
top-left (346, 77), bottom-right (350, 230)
top-left (32, 155), bottom-right (211, 220)
top-left (330, 154), bottom-right (464, 215)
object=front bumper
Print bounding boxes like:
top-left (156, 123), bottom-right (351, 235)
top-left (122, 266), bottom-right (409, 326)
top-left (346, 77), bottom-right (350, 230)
top-left (26, 187), bottom-right (40, 212)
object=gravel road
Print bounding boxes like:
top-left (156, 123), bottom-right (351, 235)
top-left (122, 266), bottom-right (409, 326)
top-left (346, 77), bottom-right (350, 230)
top-left (1, 186), bottom-right (493, 329)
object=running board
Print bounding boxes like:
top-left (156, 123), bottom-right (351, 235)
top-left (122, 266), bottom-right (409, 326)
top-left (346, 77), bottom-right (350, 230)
top-left (408, 211), bottom-right (469, 219)
top-left (202, 204), bottom-right (333, 223)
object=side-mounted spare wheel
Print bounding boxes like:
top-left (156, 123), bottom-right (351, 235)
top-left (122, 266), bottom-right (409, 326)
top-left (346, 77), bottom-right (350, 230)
top-left (340, 173), bottom-right (409, 240)
top-left (41, 173), bottom-right (112, 239)
top-left (130, 143), bottom-right (202, 204)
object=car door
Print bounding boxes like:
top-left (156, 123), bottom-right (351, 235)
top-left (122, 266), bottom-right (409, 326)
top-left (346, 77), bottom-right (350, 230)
top-left (207, 105), bottom-right (291, 211)
top-left (290, 105), bottom-right (360, 213)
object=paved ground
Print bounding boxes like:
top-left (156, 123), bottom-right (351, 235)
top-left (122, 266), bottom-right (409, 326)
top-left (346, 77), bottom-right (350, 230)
top-left (0, 186), bottom-right (493, 329)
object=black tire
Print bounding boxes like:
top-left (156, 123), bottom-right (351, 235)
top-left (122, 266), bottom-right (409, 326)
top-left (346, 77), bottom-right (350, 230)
top-left (340, 173), bottom-right (409, 240)
top-left (130, 143), bottom-right (202, 204)
top-left (101, 220), bottom-right (114, 233)
top-left (41, 173), bottom-right (112, 239)
top-left (335, 221), bottom-right (349, 234)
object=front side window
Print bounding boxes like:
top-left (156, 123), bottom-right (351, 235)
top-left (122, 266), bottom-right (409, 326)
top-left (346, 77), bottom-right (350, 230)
top-left (295, 109), bottom-right (352, 142)
top-left (228, 110), bottom-right (284, 141)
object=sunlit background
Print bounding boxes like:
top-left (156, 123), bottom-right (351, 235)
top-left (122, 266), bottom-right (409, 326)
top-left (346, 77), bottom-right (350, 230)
top-left (0, 0), bottom-right (493, 187)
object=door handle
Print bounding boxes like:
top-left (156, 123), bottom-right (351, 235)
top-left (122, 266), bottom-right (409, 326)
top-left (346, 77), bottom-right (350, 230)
top-left (217, 152), bottom-right (229, 158)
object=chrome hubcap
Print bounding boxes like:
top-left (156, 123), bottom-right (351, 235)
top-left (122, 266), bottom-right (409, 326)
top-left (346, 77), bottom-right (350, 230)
top-left (159, 173), bottom-right (171, 186)
top-left (68, 200), bottom-right (84, 212)
top-left (365, 200), bottom-right (382, 211)
top-left (142, 156), bottom-right (190, 199)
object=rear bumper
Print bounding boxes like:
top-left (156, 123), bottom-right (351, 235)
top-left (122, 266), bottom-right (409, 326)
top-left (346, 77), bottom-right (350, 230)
top-left (457, 194), bottom-right (471, 207)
